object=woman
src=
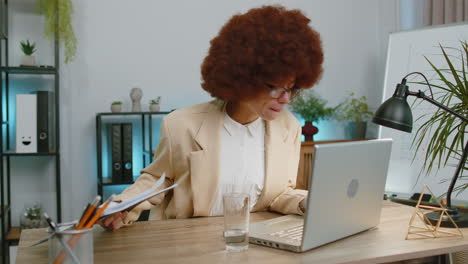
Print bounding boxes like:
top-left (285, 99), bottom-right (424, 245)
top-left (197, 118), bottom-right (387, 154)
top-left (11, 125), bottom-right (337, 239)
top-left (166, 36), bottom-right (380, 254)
top-left (102, 5), bottom-right (323, 230)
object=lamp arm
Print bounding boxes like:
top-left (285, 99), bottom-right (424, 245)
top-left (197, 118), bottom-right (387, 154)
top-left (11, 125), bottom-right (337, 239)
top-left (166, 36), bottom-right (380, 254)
top-left (408, 90), bottom-right (468, 123)
top-left (402, 72), bottom-right (434, 99)
top-left (407, 90), bottom-right (468, 209)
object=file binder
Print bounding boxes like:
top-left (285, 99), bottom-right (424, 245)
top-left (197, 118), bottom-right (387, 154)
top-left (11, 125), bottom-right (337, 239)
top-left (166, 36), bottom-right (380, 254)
top-left (109, 123), bottom-right (122, 184)
top-left (121, 123), bottom-right (133, 184)
top-left (37, 91), bottom-right (54, 152)
top-left (16, 94), bottom-right (37, 153)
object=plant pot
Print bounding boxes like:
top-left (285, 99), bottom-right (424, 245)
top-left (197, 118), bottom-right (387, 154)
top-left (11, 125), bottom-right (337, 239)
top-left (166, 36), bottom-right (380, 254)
top-left (149, 104), bottom-right (160, 112)
top-left (302, 121), bottom-right (319, 141)
top-left (111, 104), bottom-right (122, 113)
top-left (20, 55), bottom-right (36, 66)
top-left (346, 121), bottom-right (367, 139)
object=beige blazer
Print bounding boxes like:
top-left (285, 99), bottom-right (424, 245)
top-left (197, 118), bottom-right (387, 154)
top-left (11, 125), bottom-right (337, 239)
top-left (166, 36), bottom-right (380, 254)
top-left (115, 100), bottom-right (307, 225)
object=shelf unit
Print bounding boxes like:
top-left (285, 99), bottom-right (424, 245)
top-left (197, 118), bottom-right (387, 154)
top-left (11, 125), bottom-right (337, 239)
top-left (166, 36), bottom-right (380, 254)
top-left (0, 1), bottom-right (61, 263)
top-left (1, 66), bottom-right (56, 75)
top-left (96, 111), bottom-right (170, 198)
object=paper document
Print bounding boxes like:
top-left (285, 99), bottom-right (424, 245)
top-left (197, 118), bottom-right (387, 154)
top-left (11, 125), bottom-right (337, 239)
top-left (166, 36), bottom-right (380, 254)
top-left (100, 173), bottom-right (177, 219)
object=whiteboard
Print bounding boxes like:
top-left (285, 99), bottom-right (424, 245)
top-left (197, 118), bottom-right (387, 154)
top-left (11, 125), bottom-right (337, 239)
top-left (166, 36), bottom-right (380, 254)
top-left (379, 22), bottom-right (468, 201)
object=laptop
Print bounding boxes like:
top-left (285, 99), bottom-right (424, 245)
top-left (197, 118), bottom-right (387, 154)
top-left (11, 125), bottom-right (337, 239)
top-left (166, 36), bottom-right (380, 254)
top-left (249, 139), bottom-right (392, 252)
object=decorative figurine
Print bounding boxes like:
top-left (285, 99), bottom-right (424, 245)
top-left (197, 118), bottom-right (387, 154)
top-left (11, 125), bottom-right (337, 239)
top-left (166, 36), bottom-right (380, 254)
top-left (130, 87), bottom-right (143, 112)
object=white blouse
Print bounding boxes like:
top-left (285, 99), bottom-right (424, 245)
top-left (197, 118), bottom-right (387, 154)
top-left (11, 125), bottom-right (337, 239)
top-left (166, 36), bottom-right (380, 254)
top-left (208, 113), bottom-right (265, 216)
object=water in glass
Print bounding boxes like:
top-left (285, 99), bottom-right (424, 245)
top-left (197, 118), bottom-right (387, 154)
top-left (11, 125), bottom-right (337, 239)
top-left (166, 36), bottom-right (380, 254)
top-left (224, 228), bottom-right (248, 251)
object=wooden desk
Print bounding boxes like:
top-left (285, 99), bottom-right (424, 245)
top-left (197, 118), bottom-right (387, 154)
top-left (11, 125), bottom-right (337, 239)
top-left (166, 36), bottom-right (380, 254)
top-left (15, 202), bottom-right (468, 264)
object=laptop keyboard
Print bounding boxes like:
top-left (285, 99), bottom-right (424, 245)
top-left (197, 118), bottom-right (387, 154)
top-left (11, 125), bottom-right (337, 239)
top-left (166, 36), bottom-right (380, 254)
top-left (270, 225), bottom-right (303, 241)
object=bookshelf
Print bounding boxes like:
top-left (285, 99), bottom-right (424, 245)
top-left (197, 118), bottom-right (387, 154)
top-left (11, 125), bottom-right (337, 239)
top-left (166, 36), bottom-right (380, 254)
top-left (96, 111), bottom-right (170, 199)
top-left (0, 1), bottom-right (61, 263)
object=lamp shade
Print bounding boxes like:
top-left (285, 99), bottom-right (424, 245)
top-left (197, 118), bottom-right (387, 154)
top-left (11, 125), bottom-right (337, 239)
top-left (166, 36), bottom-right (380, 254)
top-left (372, 83), bottom-right (413, 133)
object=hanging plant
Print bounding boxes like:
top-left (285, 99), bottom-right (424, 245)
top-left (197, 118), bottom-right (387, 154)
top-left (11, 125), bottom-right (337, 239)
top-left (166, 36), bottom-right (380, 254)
top-left (36, 0), bottom-right (77, 63)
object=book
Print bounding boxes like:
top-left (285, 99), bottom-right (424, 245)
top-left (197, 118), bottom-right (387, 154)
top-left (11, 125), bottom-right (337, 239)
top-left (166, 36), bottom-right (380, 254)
top-left (99, 173), bottom-right (177, 219)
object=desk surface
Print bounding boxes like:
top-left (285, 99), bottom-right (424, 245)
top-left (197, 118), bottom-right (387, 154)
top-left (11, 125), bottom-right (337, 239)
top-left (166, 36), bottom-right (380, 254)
top-left (15, 201), bottom-right (468, 264)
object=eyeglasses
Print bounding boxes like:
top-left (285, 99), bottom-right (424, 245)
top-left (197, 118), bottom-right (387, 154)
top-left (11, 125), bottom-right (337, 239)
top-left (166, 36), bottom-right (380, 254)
top-left (266, 83), bottom-right (302, 99)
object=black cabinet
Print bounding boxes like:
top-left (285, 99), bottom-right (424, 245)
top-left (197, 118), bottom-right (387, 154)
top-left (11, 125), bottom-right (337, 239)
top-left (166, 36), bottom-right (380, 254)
top-left (0, 0), bottom-right (61, 263)
top-left (96, 112), bottom-right (170, 199)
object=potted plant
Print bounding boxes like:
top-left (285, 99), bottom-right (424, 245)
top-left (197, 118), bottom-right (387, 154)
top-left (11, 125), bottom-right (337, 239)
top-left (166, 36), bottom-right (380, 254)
top-left (335, 92), bottom-right (374, 139)
top-left (111, 101), bottom-right (123, 113)
top-left (20, 40), bottom-right (37, 66)
top-left (36, 0), bottom-right (77, 63)
top-left (412, 41), bottom-right (468, 193)
top-left (149, 96), bottom-right (161, 112)
top-left (289, 91), bottom-right (336, 141)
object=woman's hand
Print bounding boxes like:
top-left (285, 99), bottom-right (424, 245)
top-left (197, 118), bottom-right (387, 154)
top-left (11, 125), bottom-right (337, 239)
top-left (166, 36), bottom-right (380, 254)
top-left (99, 211), bottom-right (128, 231)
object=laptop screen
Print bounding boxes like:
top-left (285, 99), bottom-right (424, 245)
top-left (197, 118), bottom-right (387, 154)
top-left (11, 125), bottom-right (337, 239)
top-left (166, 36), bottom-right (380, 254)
top-left (301, 139), bottom-right (392, 250)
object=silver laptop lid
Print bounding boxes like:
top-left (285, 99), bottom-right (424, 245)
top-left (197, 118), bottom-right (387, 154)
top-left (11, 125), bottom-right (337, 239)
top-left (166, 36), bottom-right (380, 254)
top-left (302, 139), bottom-right (392, 251)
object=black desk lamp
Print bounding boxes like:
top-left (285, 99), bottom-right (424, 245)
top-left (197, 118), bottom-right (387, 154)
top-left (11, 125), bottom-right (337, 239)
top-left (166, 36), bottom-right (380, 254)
top-left (373, 72), bottom-right (468, 227)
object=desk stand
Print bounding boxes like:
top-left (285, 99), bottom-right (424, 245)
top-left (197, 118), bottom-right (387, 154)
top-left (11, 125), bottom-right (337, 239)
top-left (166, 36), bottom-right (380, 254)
top-left (406, 185), bottom-right (463, 240)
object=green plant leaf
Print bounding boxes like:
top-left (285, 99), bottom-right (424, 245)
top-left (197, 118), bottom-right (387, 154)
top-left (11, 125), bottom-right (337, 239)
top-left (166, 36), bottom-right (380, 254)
top-left (20, 40), bottom-right (36, 55)
top-left (289, 91), bottom-right (336, 122)
top-left (334, 92), bottom-right (374, 122)
top-left (441, 44), bottom-right (465, 92)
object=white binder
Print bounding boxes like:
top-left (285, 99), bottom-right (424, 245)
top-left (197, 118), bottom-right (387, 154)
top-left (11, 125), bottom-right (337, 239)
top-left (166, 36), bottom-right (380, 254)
top-left (16, 94), bottom-right (37, 153)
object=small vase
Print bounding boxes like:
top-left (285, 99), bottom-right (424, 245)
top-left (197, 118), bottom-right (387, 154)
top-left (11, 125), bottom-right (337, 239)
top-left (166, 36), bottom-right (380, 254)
top-left (149, 104), bottom-right (160, 112)
top-left (111, 104), bottom-right (122, 113)
top-left (302, 121), bottom-right (319, 141)
top-left (20, 203), bottom-right (43, 229)
top-left (20, 55), bottom-right (36, 66)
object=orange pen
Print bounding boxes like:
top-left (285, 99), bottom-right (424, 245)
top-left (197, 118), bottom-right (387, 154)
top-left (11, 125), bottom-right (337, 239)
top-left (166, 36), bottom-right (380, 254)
top-left (84, 194), bottom-right (115, 229)
top-left (75, 195), bottom-right (101, 230)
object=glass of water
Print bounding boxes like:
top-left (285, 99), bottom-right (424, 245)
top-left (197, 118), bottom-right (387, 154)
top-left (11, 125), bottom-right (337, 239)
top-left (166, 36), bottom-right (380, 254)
top-left (223, 192), bottom-right (250, 252)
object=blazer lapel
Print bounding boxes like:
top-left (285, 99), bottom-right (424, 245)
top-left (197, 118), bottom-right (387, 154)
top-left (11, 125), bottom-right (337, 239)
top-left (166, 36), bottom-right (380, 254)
top-left (190, 101), bottom-right (225, 216)
top-left (253, 118), bottom-right (289, 211)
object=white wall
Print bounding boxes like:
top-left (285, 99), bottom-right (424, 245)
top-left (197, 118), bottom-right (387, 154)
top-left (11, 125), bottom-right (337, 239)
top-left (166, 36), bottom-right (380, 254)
top-left (9, 0), bottom-right (399, 222)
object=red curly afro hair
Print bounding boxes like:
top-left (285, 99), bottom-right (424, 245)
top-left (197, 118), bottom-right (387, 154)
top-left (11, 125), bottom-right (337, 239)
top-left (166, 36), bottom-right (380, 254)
top-left (201, 5), bottom-right (324, 101)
